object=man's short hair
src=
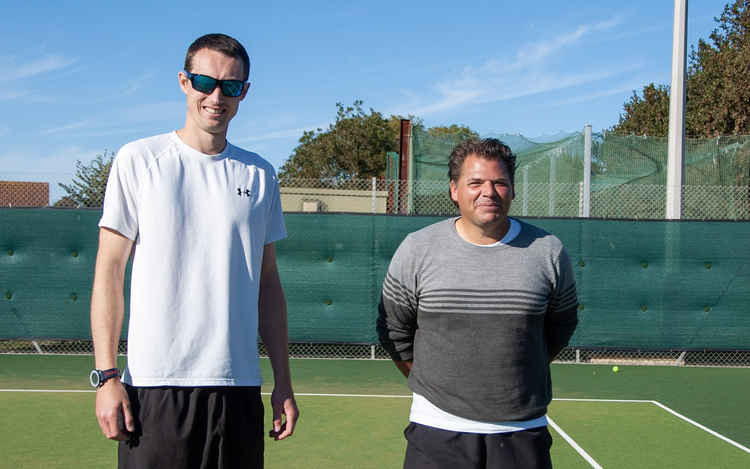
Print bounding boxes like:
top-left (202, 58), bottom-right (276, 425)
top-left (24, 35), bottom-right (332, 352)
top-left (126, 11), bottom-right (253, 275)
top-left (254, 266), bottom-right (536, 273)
top-left (184, 33), bottom-right (250, 81)
top-left (448, 138), bottom-right (516, 185)
top-left (448, 138), bottom-right (516, 207)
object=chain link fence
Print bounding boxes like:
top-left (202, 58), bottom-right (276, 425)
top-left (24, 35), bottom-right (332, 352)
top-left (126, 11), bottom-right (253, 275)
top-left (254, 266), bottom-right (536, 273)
top-left (277, 178), bottom-right (750, 220)
top-left (2, 175), bottom-right (748, 220)
top-left (2, 340), bottom-right (749, 367)
top-left (0, 181), bottom-right (50, 207)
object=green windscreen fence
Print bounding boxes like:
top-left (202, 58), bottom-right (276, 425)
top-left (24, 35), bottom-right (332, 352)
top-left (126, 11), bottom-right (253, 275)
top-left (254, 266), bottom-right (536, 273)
top-left (2, 209), bottom-right (749, 349)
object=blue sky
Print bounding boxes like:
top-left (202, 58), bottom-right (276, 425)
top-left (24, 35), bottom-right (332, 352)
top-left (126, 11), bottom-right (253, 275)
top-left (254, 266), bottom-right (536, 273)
top-left (1, 1), bottom-right (725, 202)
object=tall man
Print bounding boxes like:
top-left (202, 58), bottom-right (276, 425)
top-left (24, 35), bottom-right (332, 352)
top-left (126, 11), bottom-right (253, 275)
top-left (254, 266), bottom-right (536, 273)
top-left (378, 138), bottom-right (578, 469)
top-left (91, 33), bottom-right (298, 468)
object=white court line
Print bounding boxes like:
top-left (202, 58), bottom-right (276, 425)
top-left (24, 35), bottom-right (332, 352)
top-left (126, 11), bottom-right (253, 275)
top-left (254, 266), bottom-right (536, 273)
top-left (266, 392), bottom-right (412, 398)
top-left (554, 398), bottom-right (652, 403)
top-left (0, 389), bottom-right (413, 398)
top-left (650, 400), bottom-right (750, 454)
top-left (0, 389), bottom-right (93, 393)
top-left (547, 416), bottom-right (603, 469)
top-left (553, 398), bottom-right (750, 455)
top-left (2, 390), bottom-right (749, 454)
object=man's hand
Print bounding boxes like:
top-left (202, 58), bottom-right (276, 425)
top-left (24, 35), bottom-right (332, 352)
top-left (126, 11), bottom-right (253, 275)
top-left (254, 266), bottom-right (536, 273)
top-left (95, 379), bottom-right (135, 441)
top-left (268, 387), bottom-right (298, 441)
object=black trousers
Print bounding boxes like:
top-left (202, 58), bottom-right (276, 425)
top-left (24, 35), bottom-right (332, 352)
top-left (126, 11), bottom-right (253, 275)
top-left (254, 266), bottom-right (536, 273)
top-left (403, 422), bottom-right (553, 469)
top-left (118, 385), bottom-right (264, 469)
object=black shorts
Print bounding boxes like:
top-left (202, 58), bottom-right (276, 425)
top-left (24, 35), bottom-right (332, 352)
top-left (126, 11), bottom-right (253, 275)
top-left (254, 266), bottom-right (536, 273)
top-left (403, 422), bottom-right (553, 469)
top-left (118, 385), bottom-right (264, 469)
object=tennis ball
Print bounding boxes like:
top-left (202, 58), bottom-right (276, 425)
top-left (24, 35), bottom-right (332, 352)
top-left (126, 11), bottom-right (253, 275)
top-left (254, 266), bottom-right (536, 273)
top-left (612, 366), bottom-right (620, 373)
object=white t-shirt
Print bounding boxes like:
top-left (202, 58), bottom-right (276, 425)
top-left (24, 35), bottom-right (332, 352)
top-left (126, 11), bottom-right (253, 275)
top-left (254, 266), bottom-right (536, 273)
top-left (410, 218), bottom-right (548, 433)
top-left (99, 131), bottom-right (286, 387)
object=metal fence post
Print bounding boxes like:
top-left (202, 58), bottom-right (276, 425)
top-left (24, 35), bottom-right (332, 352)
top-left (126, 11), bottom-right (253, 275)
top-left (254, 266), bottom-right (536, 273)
top-left (583, 124), bottom-right (592, 218)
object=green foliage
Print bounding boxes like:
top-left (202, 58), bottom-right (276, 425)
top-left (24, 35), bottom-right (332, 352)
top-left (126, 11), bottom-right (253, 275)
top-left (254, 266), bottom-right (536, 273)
top-left (279, 101), bottom-right (398, 182)
top-left (612, 84), bottom-right (670, 136)
top-left (427, 124), bottom-right (479, 141)
top-left (55, 150), bottom-right (114, 207)
top-left (687, 0), bottom-right (750, 136)
top-left (613, 0), bottom-right (750, 137)
top-left (278, 100), bottom-right (477, 182)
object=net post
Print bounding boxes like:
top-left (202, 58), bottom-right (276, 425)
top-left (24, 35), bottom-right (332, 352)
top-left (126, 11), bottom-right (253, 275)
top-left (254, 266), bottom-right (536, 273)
top-left (370, 344), bottom-right (376, 360)
top-left (371, 177), bottom-right (376, 213)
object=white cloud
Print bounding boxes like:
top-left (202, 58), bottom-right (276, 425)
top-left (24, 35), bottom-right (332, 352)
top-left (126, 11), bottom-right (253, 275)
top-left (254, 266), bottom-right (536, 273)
top-left (118, 100), bottom-right (184, 123)
top-left (233, 124), bottom-right (327, 144)
top-left (6, 55), bottom-right (77, 81)
top-left (41, 120), bottom-right (92, 135)
top-left (394, 18), bottom-right (629, 117)
top-left (0, 91), bottom-right (29, 101)
top-left (546, 85), bottom-right (639, 107)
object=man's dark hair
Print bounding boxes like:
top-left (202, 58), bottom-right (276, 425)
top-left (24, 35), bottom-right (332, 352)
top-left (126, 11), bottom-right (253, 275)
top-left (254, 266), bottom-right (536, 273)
top-left (448, 138), bottom-right (516, 184)
top-left (448, 138), bottom-right (516, 206)
top-left (184, 33), bottom-right (250, 81)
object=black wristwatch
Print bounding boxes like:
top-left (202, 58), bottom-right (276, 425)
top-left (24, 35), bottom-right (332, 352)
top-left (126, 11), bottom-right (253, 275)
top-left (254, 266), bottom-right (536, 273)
top-left (90, 368), bottom-right (120, 388)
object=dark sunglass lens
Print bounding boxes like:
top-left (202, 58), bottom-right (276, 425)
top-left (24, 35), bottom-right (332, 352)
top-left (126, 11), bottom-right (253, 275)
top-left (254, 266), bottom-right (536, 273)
top-left (192, 74), bottom-right (218, 94)
top-left (222, 80), bottom-right (244, 97)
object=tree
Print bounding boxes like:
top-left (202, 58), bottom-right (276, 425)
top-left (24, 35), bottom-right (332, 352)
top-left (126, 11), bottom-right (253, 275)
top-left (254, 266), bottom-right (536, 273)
top-left (427, 124), bottom-right (479, 141)
top-left (687, 0), bottom-right (750, 136)
top-left (279, 101), bottom-right (398, 181)
top-left (56, 150), bottom-right (114, 207)
top-left (278, 100), bottom-right (477, 182)
top-left (612, 0), bottom-right (750, 137)
top-left (612, 84), bottom-right (670, 136)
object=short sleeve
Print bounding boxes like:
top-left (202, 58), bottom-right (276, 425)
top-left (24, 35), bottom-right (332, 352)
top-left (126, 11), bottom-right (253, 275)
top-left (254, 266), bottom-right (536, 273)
top-left (264, 170), bottom-right (286, 245)
top-left (98, 147), bottom-right (140, 240)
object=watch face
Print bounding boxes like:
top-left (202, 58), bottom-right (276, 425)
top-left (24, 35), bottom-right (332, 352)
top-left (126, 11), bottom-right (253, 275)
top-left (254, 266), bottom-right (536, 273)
top-left (90, 369), bottom-right (101, 387)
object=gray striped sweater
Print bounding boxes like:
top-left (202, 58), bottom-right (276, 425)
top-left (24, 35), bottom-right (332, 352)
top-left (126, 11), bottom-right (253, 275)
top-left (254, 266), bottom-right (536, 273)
top-left (377, 218), bottom-right (578, 422)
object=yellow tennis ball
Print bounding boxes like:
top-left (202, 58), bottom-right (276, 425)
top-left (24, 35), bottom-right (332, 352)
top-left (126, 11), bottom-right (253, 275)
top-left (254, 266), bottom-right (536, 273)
top-left (612, 366), bottom-right (619, 373)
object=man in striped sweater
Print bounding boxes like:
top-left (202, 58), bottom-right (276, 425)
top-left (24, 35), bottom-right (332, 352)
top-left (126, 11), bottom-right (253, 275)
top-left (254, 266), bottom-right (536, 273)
top-left (377, 138), bottom-right (578, 469)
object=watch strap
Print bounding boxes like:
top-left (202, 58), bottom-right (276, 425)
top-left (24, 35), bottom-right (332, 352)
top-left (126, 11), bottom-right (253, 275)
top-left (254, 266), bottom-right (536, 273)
top-left (90, 368), bottom-right (120, 388)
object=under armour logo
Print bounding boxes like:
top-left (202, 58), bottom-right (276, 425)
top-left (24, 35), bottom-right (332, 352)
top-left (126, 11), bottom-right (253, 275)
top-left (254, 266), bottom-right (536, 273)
top-left (236, 187), bottom-right (252, 197)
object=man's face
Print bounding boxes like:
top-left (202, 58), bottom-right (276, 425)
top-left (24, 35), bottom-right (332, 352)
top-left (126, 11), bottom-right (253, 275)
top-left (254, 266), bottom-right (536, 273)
top-left (178, 48), bottom-right (248, 138)
top-left (450, 154), bottom-right (514, 231)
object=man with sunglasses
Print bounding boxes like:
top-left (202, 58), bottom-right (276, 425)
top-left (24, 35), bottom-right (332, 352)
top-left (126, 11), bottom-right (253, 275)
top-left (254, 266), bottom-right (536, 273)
top-left (91, 33), bottom-right (298, 468)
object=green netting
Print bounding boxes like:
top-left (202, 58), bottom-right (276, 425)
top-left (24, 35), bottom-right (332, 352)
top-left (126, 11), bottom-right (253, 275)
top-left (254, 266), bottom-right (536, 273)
top-left (2, 210), bottom-right (749, 349)
top-left (412, 129), bottom-right (750, 186)
top-left (409, 129), bottom-right (750, 218)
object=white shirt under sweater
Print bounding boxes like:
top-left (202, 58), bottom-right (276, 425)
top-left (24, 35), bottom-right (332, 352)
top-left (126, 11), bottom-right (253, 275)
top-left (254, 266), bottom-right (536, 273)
top-left (410, 218), bottom-right (548, 433)
top-left (99, 131), bottom-right (286, 387)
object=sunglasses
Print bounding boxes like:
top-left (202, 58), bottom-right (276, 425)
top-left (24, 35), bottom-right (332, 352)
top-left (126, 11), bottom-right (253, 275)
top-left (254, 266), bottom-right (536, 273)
top-left (183, 71), bottom-right (248, 97)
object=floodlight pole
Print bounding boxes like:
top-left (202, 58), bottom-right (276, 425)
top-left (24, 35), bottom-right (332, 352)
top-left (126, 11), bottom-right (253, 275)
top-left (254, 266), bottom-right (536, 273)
top-left (666, 0), bottom-right (687, 219)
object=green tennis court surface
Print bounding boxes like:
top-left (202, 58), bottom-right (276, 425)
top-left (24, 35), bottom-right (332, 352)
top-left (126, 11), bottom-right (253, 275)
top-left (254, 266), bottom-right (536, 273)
top-left (1, 356), bottom-right (748, 468)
